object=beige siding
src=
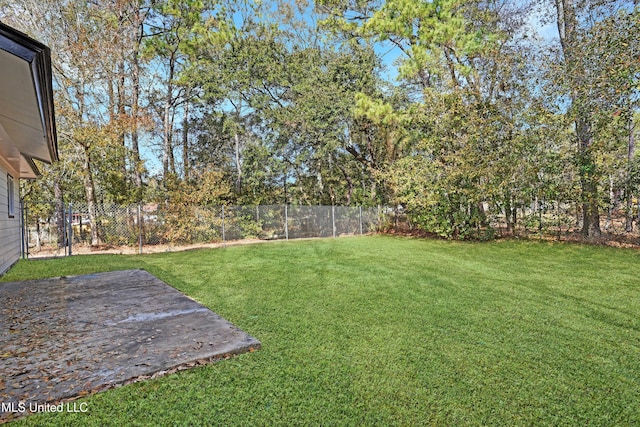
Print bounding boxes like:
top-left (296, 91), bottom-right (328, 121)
top-left (0, 166), bottom-right (20, 274)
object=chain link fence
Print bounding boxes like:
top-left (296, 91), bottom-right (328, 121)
top-left (22, 200), bottom-right (640, 258)
top-left (21, 201), bottom-right (63, 255)
top-left (22, 202), bottom-right (386, 258)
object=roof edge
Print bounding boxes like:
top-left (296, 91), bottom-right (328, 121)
top-left (22, 155), bottom-right (41, 179)
top-left (0, 21), bottom-right (59, 165)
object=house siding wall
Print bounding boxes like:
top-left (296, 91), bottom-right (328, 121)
top-left (0, 164), bottom-right (20, 274)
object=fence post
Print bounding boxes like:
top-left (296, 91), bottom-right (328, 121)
top-left (222, 205), bottom-right (226, 247)
top-left (20, 200), bottom-right (27, 259)
top-left (284, 205), bottom-right (289, 240)
top-left (67, 203), bottom-right (73, 256)
top-left (332, 205), bottom-right (336, 238)
top-left (138, 204), bottom-right (143, 255)
top-left (359, 206), bottom-right (363, 235)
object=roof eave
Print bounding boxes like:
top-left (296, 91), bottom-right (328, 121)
top-left (0, 21), bottom-right (58, 170)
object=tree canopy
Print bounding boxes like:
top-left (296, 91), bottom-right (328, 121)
top-left (2, 0), bottom-right (638, 240)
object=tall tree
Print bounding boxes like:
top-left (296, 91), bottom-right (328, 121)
top-left (549, 0), bottom-right (638, 237)
top-left (554, 0), bottom-right (599, 237)
top-left (145, 0), bottom-right (228, 181)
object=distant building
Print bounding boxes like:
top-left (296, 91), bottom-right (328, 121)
top-left (0, 22), bottom-right (58, 273)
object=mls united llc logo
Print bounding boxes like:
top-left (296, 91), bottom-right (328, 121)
top-left (1, 401), bottom-right (89, 414)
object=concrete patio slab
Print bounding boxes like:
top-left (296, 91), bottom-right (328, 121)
top-left (0, 269), bottom-right (260, 421)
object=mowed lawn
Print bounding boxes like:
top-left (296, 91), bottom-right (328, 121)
top-left (3, 235), bottom-right (640, 426)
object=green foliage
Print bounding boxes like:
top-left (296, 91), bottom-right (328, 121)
top-left (160, 169), bottom-right (230, 243)
top-left (190, 9), bottom-right (386, 205)
top-left (3, 0), bottom-right (639, 240)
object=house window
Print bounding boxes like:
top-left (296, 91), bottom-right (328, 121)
top-left (7, 174), bottom-right (14, 218)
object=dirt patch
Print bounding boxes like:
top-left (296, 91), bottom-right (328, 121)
top-left (26, 238), bottom-right (273, 259)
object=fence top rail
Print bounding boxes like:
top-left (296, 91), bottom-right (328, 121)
top-left (24, 202), bottom-right (383, 210)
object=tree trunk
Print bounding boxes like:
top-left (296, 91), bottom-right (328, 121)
top-left (169, 108), bottom-right (176, 175)
top-left (504, 194), bottom-right (513, 234)
top-left (81, 144), bottom-right (100, 246)
top-left (577, 117), bottom-right (601, 238)
top-left (54, 180), bottom-right (65, 247)
top-left (625, 114), bottom-right (636, 232)
top-left (131, 51), bottom-right (143, 201)
top-left (234, 132), bottom-right (242, 193)
top-left (163, 52), bottom-right (176, 178)
top-left (117, 55), bottom-right (127, 177)
top-left (338, 164), bottom-right (353, 205)
top-left (183, 95), bottom-right (190, 180)
top-left (605, 175), bottom-right (613, 230)
top-left (556, 0), bottom-right (601, 238)
top-left (131, 8), bottom-right (144, 202)
top-left (163, 93), bottom-right (172, 177)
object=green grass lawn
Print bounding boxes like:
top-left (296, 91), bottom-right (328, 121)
top-left (4, 235), bottom-right (640, 426)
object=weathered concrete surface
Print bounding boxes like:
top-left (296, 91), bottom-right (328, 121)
top-left (0, 269), bottom-right (260, 420)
